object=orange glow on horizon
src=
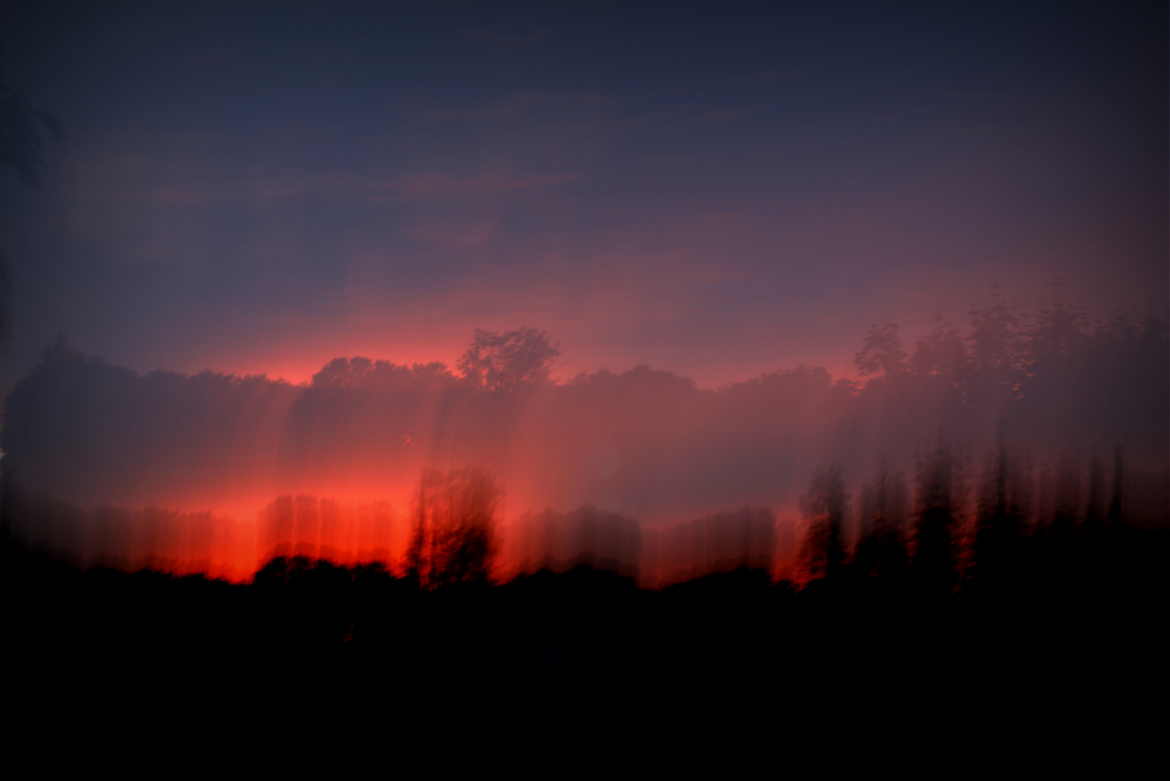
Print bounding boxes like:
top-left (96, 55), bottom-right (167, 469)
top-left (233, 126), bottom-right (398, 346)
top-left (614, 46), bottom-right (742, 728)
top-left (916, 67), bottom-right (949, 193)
top-left (48, 482), bottom-right (805, 588)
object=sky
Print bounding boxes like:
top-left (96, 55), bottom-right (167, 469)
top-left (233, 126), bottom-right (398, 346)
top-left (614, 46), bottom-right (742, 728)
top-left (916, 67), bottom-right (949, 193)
top-left (1, 0), bottom-right (1166, 392)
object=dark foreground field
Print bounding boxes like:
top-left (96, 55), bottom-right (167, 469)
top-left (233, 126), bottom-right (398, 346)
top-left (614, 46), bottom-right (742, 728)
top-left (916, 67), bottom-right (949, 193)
top-left (5, 523), bottom-right (1166, 696)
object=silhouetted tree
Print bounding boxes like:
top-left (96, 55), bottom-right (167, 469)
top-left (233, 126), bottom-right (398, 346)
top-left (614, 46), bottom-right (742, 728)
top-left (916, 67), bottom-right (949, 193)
top-left (406, 467), bottom-right (500, 588)
top-left (912, 445), bottom-right (960, 594)
top-left (1041, 453), bottom-right (1083, 579)
top-left (1106, 445), bottom-right (1125, 528)
top-left (1024, 301), bottom-right (1090, 377)
top-left (800, 464), bottom-right (847, 581)
top-left (852, 466), bottom-right (909, 580)
top-left (910, 317), bottom-right (969, 382)
top-left (458, 328), bottom-right (559, 391)
top-left (968, 295), bottom-right (1023, 377)
top-left (1083, 455), bottom-right (1105, 533)
top-left (855, 323), bottom-right (907, 378)
top-left (971, 444), bottom-right (1027, 591)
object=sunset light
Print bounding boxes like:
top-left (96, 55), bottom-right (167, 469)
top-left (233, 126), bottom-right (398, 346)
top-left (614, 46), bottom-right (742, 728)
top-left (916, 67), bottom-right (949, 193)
top-left (1, 1), bottom-right (1165, 689)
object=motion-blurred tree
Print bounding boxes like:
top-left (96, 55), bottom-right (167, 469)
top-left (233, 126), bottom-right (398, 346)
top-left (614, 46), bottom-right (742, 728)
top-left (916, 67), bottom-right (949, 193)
top-left (407, 466), bottom-right (499, 588)
top-left (971, 444), bottom-right (1027, 590)
top-left (800, 464), bottom-right (847, 581)
top-left (855, 322), bottom-right (907, 378)
top-left (967, 296), bottom-right (1024, 390)
top-left (853, 466), bottom-right (909, 580)
top-left (910, 317), bottom-right (969, 383)
top-left (912, 445), bottom-right (960, 594)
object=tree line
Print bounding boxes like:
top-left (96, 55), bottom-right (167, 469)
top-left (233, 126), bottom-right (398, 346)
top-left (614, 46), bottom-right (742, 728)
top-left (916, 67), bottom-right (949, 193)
top-left (3, 306), bottom-right (1165, 524)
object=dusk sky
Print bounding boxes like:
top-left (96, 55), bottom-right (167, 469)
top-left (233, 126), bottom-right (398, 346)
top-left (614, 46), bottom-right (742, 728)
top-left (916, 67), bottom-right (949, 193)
top-left (2, 0), bottom-right (1165, 391)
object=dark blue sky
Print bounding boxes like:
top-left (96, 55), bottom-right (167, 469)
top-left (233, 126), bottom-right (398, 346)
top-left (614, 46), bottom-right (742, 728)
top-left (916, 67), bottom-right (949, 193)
top-left (2, 0), bottom-right (1165, 388)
